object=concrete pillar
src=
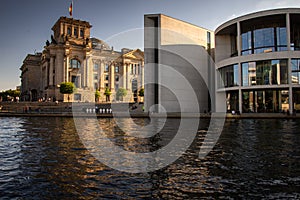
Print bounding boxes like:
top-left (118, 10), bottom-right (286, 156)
top-left (237, 21), bottom-right (241, 56)
top-left (286, 13), bottom-right (291, 51)
top-left (238, 64), bottom-right (243, 113)
top-left (288, 57), bottom-right (293, 114)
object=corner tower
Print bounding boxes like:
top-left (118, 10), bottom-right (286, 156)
top-left (41, 17), bottom-right (95, 102)
top-left (51, 16), bottom-right (92, 46)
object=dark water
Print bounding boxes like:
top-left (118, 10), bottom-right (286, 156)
top-left (0, 117), bottom-right (300, 199)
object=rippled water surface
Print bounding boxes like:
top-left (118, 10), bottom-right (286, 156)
top-left (0, 117), bottom-right (300, 199)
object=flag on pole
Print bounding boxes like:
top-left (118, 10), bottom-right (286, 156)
top-left (69, 1), bottom-right (73, 18)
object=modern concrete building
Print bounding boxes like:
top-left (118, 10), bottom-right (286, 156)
top-left (144, 14), bottom-right (215, 113)
top-left (215, 8), bottom-right (300, 114)
top-left (20, 16), bottom-right (144, 103)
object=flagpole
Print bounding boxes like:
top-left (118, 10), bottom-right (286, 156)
top-left (69, 1), bottom-right (73, 18)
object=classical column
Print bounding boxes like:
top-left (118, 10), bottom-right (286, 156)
top-left (84, 55), bottom-right (90, 88)
top-left (56, 52), bottom-right (64, 85)
top-left (62, 56), bottom-right (66, 83)
top-left (66, 56), bottom-right (69, 82)
top-left (110, 63), bottom-right (115, 90)
top-left (100, 61), bottom-right (105, 89)
top-left (122, 63), bottom-right (127, 89)
top-left (127, 63), bottom-right (131, 90)
top-left (49, 56), bottom-right (54, 86)
top-left (141, 63), bottom-right (144, 88)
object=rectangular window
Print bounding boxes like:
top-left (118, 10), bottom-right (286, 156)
top-left (218, 64), bottom-right (239, 88)
top-left (74, 27), bottom-right (78, 37)
top-left (207, 31), bottom-right (211, 52)
top-left (115, 66), bottom-right (119, 73)
top-left (80, 29), bottom-right (84, 38)
top-left (74, 94), bottom-right (81, 101)
top-left (105, 75), bottom-right (109, 81)
top-left (292, 59), bottom-right (300, 84)
top-left (71, 76), bottom-right (80, 88)
top-left (115, 75), bottom-right (119, 82)
top-left (242, 59), bottom-right (287, 86)
top-left (276, 27), bottom-right (287, 51)
top-left (105, 64), bottom-right (109, 72)
top-left (134, 64), bottom-right (137, 75)
top-left (254, 28), bottom-right (275, 54)
top-left (242, 63), bottom-right (249, 86)
top-left (67, 27), bottom-right (71, 35)
top-left (94, 74), bottom-right (98, 81)
top-left (94, 83), bottom-right (98, 90)
top-left (241, 31), bottom-right (252, 55)
top-left (94, 63), bottom-right (99, 71)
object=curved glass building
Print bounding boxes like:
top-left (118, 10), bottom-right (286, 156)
top-left (215, 8), bottom-right (300, 114)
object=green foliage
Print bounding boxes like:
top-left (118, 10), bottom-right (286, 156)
top-left (138, 88), bottom-right (144, 97)
top-left (59, 82), bottom-right (76, 94)
top-left (104, 87), bottom-right (112, 96)
top-left (0, 89), bottom-right (20, 101)
top-left (95, 90), bottom-right (100, 98)
top-left (95, 90), bottom-right (100, 102)
top-left (116, 88), bottom-right (127, 99)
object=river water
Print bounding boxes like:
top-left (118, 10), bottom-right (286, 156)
top-left (0, 117), bottom-right (299, 199)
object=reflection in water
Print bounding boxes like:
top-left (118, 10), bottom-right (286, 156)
top-left (0, 117), bottom-right (299, 199)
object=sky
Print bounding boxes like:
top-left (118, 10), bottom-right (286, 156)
top-left (0, 0), bottom-right (300, 91)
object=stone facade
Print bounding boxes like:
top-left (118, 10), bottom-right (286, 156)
top-left (20, 16), bottom-right (144, 103)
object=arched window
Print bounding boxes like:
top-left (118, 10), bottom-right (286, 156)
top-left (70, 59), bottom-right (81, 69)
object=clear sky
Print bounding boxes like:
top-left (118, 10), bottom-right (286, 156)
top-left (0, 0), bottom-right (300, 91)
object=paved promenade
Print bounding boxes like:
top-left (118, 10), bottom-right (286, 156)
top-left (0, 102), bottom-right (299, 119)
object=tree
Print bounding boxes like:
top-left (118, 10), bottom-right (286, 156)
top-left (116, 88), bottom-right (127, 101)
top-left (59, 82), bottom-right (76, 102)
top-left (104, 87), bottom-right (112, 102)
top-left (138, 88), bottom-right (144, 102)
top-left (0, 89), bottom-right (20, 101)
top-left (95, 90), bottom-right (100, 102)
top-left (138, 88), bottom-right (144, 97)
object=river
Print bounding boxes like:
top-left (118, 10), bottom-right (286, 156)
top-left (0, 117), bottom-right (299, 199)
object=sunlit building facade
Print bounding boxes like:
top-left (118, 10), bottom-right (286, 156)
top-left (215, 8), bottom-right (300, 113)
top-left (20, 16), bottom-right (144, 102)
top-left (144, 14), bottom-right (215, 113)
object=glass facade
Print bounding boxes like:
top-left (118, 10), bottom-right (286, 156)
top-left (216, 12), bottom-right (300, 114)
top-left (241, 27), bottom-right (287, 55)
top-left (226, 91), bottom-right (239, 112)
top-left (291, 59), bottom-right (300, 84)
top-left (290, 14), bottom-right (300, 50)
top-left (293, 89), bottom-right (300, 111)
top-left (242, 59), bottom-right (288, 86)
top-left (242, 90), bottom-right (289, 113)
top-left (218, 64), bottom-right (239, 88)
